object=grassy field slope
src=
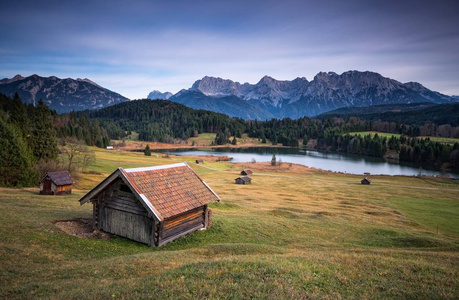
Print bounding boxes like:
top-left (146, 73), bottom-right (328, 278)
top-left (1, 147), bottom-right (458, 299)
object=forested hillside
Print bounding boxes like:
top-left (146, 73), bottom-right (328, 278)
top-left (1, 93), bottom-right (58, 186)
top-left (83, 99), bottom-right (247, 142)
top-left (318, 102), bottom-right (459, 126)
top-left (0, 93), bottom-right (111, 187)
top-left (2, 94), bottom-right (459, 188)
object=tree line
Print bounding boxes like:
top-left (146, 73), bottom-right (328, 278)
top-left (76, 99), bottom-right (459, 171)
top-left (0, 93), bottom-right (103, 187)
top-left (2, 95), bottom-right (458, 188)
top-left (0, 93), bottom-right (58, 186)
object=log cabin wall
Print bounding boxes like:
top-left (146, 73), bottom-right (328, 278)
top-left (54, 184), bottom-right (72, 195)
top-left (159, 206), bottom-right (206, 246)
top-left (94, 178), bottom-right (154, 245)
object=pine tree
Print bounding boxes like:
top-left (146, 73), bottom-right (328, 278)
top-left (30, 100), bottom-right (58, 161)
top-left (144, 144), bottom-right (151, 156)
top-left (231, 136), bottom-right (237, 145)
top-left (271, 153), bottom-right (277, 166)
top-left (10, 92), bottom-right (29, 137)
top-left (0, 116), bottom-right (37, 187)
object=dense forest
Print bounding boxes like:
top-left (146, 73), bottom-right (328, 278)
top-left (0, 93), bottom-right (110, 187)
top-left (82, 99), bottom-right (246, 142)
top-left (1, 94), bottom-right (458, 187)
top-left (75, 99), bottom-right (459, 171)
top-left (318, 102), bottom-right (459, 127)
top-left (1, 93), bottom-right (58, 186)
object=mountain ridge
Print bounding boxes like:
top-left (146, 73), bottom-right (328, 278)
top-left (0, 74), bottom-right (129, 112)
top-left (165, 71), bottom-right (455, 119)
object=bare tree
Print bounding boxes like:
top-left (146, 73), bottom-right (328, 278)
top-left (63, 137), bottom-right (95, 172)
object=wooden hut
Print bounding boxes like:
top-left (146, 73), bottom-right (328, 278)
top-left (79, 163), bottom-right (220, 246)
top-left (40, 171), bottom-right (74, 195)
top-left (361, 177), bottom-right (371, 185)
top-left (235, 176), bottom-right (252, 184)
top-left (195, 159), bottom-right (204, 164)
top-left (240, 169), bottom-right (253, 176)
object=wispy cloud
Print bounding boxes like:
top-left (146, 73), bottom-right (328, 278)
top-left (1, 0), bottom-right (458, 98)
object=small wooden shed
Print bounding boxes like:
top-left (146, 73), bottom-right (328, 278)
top-left (195, 159), bottom-right (204, 164)
top-left (240, 169), bottom-right (253, 176)
top-left (79, 163), bottom-right (220, 246)
top-left (235, 176), bottom-right (252, 184)
top-left (361, 177), bottom-right (371, 185)
top-left (40, 171), bottom-right (74, 195)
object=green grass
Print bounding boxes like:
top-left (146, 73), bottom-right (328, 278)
top-left (126, 131), bottom-right (139, 141)
top-left (420, 136), bottom-right (459, 145)
top-left (187, 133), bottom-right (270, 146)
top-left (1, 148), bottom-right (458, 299)
top-left (350, 132), bottom-right (459, 145)
top-left (187, 133), bottom-right (216, 146)
top-left (390, 196), bottom-right (459, 236)
top-left (348, 131), bottom-right (401, 139)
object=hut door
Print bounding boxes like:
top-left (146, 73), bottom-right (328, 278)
top-left (44, 179), bottom-right (52, 193)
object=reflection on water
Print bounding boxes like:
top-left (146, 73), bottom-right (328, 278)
top-left (164, 147), bottom-right (458, 178)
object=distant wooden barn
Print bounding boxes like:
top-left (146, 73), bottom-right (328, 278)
top-left (235, 176), bottom-right (252, 184)
top-left (79, 163), bottom-right (220, 246)
top-left (240, 169), bottom-right (253, 176)
top-left (40, 171), bottom-right (74, 195)
top-left (195, 159), bottom-right (204, 164)
top-left (361, 177), bottom-right (371, 185)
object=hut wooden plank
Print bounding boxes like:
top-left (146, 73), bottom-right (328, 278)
top-left (159, 223), bottom-right (204, 246)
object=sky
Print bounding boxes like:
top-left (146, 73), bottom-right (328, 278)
top-left (1, 0), bottom-right (458, 99)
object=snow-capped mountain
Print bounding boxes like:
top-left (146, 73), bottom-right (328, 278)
top-left (179, 71), bottom-right (455, 119)
top-left (0, 74), bottom-right (129, 112)
top-left (147, 90), bottom-right (173, 100)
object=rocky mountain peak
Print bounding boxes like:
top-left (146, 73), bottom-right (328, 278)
top-left (0, 74), bottom-right (129, 113)
top-left (166, 71), bottom-right (456, 120)
top-left (147, 90), bottom-right (173, 100)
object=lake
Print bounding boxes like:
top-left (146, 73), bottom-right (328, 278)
top-left (164, 147), bottom-right (459, 178)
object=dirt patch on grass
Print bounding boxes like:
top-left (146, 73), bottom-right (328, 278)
top-left (233, 162), bottom-right (320, 174)
top-left (181, 155), bottom-right (232, 162)
top-left (54, 218), bottom-right (111, 240)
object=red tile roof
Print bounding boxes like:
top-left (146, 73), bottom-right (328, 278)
top-left (80, 163), bottom-right (219, 221)
top-left (123, 163), bottom-right (220, 220)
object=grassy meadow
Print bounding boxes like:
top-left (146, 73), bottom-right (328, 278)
top-left (350, 131), bottom-right (459, 145)
top-left (1, 147), bottom-right (458, 299)
top-left (348, 131), bottom-right (401, 139)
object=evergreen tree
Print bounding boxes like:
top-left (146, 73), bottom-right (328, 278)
top-left (9, 92), bottom-right (29, 137)
top-left (144, 144), bottom-right (151, 156)
top-left (0, 116), bottom-right (37, 187)
top-left (30, 99), bottom-right (58, 161)
top-left (231, 136), bottom-right (237, 145)
top-left (302, 135), bottom-right (309, 146)
top-left (271, 153), bottom-right (277, 166)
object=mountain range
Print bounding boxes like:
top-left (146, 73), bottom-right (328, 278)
top-left (1, 71), bottom-right (456, 118)
top-left (0, 74), bottom-right (129, 112)
top-left (163, 71), bottom-right (455, 119)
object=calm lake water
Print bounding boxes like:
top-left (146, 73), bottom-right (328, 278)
top-left (165, 147), bottom-right (459, 178)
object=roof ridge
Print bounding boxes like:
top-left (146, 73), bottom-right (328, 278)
top-left (124, 163), bottom-right (187, 173)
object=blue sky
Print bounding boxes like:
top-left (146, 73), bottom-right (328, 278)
top-left (1, 0), bottom-right (458, 99)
